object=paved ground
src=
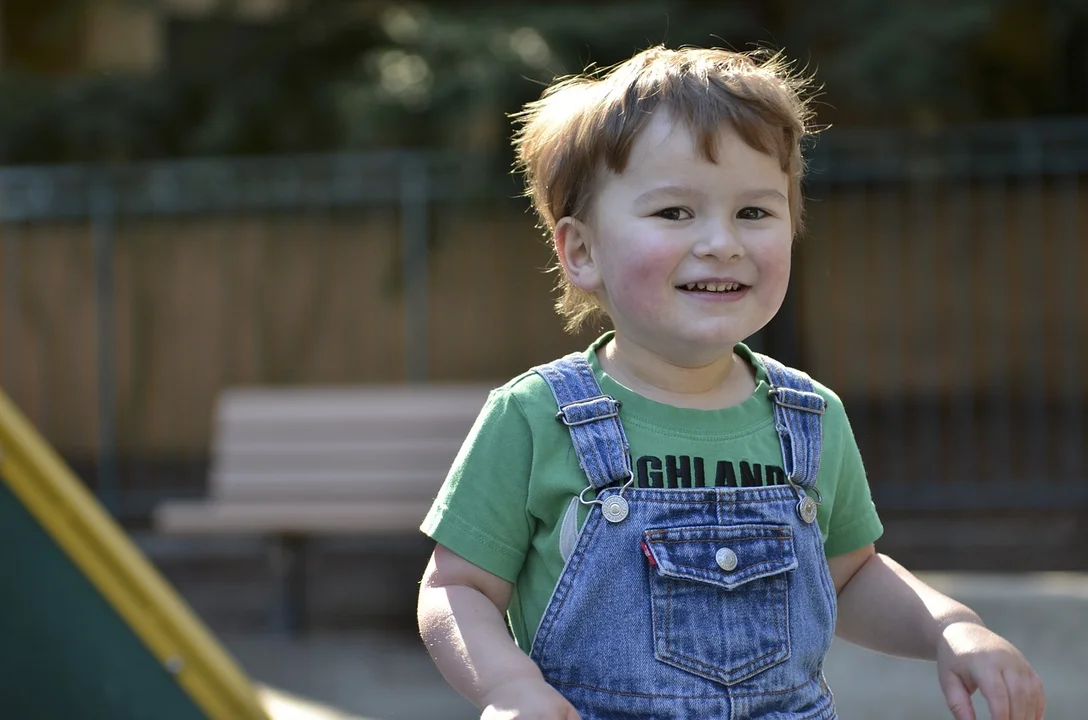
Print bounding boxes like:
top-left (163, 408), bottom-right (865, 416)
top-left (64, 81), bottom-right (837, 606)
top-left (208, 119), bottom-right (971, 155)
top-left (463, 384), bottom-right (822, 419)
top-left (208, 573), bottom-right (1088, 720)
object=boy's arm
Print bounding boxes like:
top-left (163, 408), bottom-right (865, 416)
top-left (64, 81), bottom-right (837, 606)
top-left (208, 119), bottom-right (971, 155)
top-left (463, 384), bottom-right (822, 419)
top-left (829, 546), bottom-right (1045, 720)
top-left (417, 543), bottom-right (579, 717)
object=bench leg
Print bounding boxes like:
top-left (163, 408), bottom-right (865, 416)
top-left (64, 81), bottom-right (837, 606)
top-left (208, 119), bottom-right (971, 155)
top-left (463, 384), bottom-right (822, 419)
top-left (267, 535), bottom-right (308, 636)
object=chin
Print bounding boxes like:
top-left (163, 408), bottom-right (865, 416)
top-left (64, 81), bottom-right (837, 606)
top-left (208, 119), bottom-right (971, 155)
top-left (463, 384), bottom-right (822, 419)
top-left (682, 322), bottom-right (761, 348)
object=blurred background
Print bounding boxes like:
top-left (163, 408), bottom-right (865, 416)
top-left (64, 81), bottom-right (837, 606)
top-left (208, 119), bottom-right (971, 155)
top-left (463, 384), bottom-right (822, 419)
top-left (0, 0), bottom-right (1085, 718)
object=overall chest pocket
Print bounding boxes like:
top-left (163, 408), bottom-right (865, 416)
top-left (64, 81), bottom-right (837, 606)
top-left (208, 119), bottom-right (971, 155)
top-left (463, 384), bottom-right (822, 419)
top-left (643, 524), bottom-right (797, 687)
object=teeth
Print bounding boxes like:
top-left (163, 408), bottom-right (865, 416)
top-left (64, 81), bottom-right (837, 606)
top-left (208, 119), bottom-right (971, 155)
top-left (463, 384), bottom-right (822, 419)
top-left (682, 282), bottom-right (742, 292)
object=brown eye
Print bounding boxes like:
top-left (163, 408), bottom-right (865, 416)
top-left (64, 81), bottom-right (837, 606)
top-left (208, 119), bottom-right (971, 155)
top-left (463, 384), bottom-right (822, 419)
top-left (656, 207), bottom-right (692, 221)
top-left (737, 207), bottom-right (769, 220)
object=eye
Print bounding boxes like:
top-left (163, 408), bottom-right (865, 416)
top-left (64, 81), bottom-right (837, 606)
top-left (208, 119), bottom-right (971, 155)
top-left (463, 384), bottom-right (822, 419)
top-left (655, 207), bottom-right (693, 221)
top-left (737, 207), bottom-right (769, 220)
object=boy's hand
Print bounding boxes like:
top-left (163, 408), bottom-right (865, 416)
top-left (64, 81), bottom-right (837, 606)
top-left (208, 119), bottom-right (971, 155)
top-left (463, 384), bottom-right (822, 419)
top-left (480, 678), bottom-right (581, 720)
top-left (937, 621), bottom-right (1046, 720)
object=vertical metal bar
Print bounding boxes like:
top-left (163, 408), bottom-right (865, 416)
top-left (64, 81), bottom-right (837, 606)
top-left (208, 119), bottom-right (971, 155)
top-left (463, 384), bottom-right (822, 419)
top-left (37, 232), bottom-right (52, 447)
top-left (983, 172), bottom-right (1013, 483)
top-left (949, 153), bottom-right (975, 488)
top-left (252, 214), bottom-right (270, 384)
top-left (1019, 141), bottom-right (1048, 487)
top-left (1058, 169), bottom-right (1084, 485)
top-left (339, 159), bottom-right (366, 379)
top-left (219, 219), bottom-right (237, 387)
top-left (910, 170), bottom-right (942, 487)
top-left (212, 213), bottom-right (238, 502)
top-left (848, 181), bottom-right (871, 451)
top-left (798, 177), bottom-right (831, 367)
top-left (92, 173), bottom-right (119, 516)
top-left (400, 153), bottom-right (429, 382)
top-left (880, 178), bottom-right (906, 487)
top-left (2, 225), bottom-right (20, 400)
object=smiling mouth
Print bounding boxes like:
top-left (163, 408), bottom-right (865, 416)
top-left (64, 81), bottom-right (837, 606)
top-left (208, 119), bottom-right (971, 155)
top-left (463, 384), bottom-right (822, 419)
top-left (678, 282), bottom-right (748, 293)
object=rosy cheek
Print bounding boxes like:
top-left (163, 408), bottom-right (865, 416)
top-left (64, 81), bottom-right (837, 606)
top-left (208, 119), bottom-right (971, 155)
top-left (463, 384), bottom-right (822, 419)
top-left (609, 249), bottom-right (674, 313)
top-left (770, 254), bottom-right (791, 285)
top-left (759, 250), bottom-right (793, 306)
top-left (626, 256), bottom-right (665, 286)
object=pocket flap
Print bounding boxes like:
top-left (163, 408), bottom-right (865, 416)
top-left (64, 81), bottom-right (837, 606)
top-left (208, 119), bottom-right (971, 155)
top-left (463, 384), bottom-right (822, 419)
top-left (643, 524), bottom-right (797, 591)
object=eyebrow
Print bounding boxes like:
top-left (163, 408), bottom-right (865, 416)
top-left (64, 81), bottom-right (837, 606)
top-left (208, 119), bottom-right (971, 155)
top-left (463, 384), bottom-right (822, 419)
top-left (632, 185), bottom-right (705, 206)
top-left (739, 189), bottom-right (789, 204)
top-left (633, 185), bottom-right (788, 205)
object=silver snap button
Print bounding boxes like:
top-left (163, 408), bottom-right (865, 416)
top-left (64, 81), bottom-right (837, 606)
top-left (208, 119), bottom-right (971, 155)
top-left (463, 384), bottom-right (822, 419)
top-left (715, 547), bottom-right (738, 571)
top-left (798, 496), bottom-right (818, 524)
top-left (602, 495), bottom-right (629, 523)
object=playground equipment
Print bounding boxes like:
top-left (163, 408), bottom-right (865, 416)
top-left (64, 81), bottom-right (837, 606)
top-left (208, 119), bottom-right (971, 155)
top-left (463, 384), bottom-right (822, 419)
top-left (0, 388), bottom-right (270, 720)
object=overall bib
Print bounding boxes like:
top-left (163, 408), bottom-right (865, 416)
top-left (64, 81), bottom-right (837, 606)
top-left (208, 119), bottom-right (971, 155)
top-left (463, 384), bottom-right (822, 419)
top-left (529, 353), bottom-right (838, 720)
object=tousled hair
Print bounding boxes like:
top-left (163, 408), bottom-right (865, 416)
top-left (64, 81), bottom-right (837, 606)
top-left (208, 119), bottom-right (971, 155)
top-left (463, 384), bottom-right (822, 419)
top-left (512, 45), bottom-right (816, 332)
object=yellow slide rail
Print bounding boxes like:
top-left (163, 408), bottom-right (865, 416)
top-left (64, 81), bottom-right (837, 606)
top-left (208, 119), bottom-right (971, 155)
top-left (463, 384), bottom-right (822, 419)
top-left (0, 388), bottom-right (270, 720)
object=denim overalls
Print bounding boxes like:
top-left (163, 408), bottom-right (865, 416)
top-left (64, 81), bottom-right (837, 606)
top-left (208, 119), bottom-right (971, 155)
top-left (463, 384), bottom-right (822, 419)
top-left (529, 353), bottom-right (837, 720)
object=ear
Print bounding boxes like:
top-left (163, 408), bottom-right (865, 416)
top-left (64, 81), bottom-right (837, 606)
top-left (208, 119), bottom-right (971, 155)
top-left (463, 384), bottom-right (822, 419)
top-left (554, 217), bottom-right (601, 292)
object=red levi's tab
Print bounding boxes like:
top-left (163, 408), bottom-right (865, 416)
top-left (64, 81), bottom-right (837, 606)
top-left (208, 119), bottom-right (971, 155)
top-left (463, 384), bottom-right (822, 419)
top-left (640, 541), bottom-right (657, 567)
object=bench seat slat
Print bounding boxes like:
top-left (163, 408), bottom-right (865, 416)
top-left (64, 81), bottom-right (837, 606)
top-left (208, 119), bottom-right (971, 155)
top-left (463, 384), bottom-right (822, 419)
top-left (218, 387), bottom-right (492, 419)
top-left (216, 419), bottom-right (477, 445)
top-left (154, 500), bottom-right (430, 535)
top-left (211, 472), bottom-right (447, 502)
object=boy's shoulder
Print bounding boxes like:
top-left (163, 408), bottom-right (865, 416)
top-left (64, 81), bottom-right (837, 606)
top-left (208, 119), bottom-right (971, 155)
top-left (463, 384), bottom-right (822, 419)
top-left (495, 366), bottom-right (552, 400)
top-left (488, 344), bottom-right (605, 418)
top-left (488, 359), bottom-right (580, 414)
top-left (740, 346), bottom-right (849, 421)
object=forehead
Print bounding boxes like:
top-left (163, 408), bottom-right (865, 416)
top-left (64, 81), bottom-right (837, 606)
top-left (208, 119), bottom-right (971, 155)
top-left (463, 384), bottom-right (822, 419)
top-left (612, 111), bottom-right (788, 190)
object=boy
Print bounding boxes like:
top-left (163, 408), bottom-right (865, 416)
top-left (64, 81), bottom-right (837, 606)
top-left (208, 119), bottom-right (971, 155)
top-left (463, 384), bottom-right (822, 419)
top-left (417, 46), bottom-right (1045, 719)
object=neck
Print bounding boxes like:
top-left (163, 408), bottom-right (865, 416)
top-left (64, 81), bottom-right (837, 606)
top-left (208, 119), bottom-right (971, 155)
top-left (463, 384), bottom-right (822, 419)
top-left (598, 334), bottom-right (755, 409)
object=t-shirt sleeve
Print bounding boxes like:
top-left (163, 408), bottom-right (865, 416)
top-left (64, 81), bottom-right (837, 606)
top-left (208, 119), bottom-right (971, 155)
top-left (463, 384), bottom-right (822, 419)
top-left (420, 386), bottom-right (534, 583)
top-left (818, 392), bottom-right (884, 557)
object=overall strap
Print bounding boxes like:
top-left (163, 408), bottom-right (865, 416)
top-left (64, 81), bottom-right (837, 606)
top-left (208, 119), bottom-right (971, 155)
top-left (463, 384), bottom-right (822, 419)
top-left (533, 353), bottom-right (633, 491)
top-left (757, 354), bottom-right (827, 490)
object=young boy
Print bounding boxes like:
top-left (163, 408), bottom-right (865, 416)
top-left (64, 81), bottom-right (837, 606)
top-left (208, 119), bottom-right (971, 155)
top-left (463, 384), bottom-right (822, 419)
top-left (417, 46), bottom-right (1045, 719)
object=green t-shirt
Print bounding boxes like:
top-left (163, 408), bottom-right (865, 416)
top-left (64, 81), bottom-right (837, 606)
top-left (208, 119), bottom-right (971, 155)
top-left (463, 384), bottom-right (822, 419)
top-left (421, 334), bottom-right (884, 651)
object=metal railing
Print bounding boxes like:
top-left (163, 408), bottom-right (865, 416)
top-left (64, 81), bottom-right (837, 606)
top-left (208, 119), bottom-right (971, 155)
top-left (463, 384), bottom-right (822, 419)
top-left (0, 120), bottom-right (1085, 519)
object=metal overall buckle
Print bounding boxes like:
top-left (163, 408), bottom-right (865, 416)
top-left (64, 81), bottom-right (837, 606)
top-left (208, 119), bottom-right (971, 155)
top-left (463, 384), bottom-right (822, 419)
top-left (579, 474), bottom-right (636, 524)
top-left (787, 474), bottom-right (822, 524)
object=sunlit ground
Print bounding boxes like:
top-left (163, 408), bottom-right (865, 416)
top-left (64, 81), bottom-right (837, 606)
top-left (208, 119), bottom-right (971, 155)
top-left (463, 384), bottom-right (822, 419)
top-left (258, 684), bottom-right (374, 720)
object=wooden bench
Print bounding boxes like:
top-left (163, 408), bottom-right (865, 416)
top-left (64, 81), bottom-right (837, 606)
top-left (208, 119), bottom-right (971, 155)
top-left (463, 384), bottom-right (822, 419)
top-left (152, 383), bottom-right (493, 634)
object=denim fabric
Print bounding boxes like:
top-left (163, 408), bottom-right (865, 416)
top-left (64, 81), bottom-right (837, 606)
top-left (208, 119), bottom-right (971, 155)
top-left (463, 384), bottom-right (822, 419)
top-left (759, 354), bottom-right (828, 492)
top-left (531, 354), bottom-right (837, 719)
top-left (535, 357), bottom-right (634, 490)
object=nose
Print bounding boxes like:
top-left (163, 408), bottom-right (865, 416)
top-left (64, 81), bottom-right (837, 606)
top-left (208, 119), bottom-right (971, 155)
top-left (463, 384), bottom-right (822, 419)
top-left (692, 218), bottom-right (745, 260)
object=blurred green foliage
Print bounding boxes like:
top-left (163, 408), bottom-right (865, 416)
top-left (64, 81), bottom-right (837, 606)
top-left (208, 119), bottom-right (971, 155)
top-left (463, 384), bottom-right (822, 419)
top-left (0, 0), bottom-right (1084, 164)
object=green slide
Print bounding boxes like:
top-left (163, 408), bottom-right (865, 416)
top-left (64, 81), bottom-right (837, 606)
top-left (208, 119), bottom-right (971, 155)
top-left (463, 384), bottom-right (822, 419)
top-left (0, 389), bottom-right (270, 720)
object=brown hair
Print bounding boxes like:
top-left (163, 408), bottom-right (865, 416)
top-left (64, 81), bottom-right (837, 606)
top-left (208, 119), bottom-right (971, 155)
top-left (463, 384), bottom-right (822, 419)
top-left (512, 45), bottom-right (816, 332)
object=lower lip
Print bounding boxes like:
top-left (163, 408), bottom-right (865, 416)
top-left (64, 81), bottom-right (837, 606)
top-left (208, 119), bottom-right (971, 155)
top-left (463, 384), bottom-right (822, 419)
top-left (678, 287), bottom-right (751, 302)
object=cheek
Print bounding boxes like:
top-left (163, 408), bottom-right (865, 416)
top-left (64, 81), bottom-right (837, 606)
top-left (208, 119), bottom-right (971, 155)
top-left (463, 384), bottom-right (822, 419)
top-left (604, 242), bottom-right (678, 311)
top-left (758, 244), bottom-right (793, 302)
top-left (769, 247), bottom-right (792, 282)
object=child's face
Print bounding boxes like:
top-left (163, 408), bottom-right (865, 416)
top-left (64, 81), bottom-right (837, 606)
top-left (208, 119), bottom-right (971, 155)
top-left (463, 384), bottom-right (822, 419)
top-left (572, 111), bottom-right (793, 364)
